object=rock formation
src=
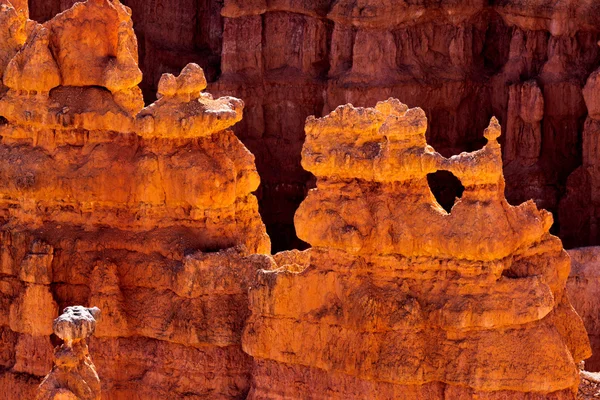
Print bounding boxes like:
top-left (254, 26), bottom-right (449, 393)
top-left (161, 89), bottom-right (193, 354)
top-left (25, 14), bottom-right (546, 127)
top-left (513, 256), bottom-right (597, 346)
top-left (560, 58), bottom-right (600, 248)
top-left (579, 371), bottom-right (600, 400)
top-left (0, 0), bottom-right (270, 398)
top-left (36, 306), bottom-right (101, 400)
top-left (244, 99), bottom-right (591, 399)
top-left (25, 0), bottom-right (600, 252)
top-left (568, 247), bottom-right (600, 372)
top-left (0, 0), bottom-right (596, 398)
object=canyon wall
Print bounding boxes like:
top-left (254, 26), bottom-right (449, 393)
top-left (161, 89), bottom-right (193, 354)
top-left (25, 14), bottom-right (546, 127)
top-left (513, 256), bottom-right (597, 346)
top-left (0, 1), bottom-right (270, 398)
top-left (0, 1), bottom-right (595, 399)
top-left (568, 247), bottom-right (600, 373)
top-left (28, 0), bottom-right (600, 252)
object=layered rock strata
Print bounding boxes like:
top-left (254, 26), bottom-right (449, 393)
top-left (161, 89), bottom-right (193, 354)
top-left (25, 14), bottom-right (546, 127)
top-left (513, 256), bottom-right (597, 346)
top-left (244, 99), bottom-right (591, 399)
top-left (37, 306), bottom-right (101, 400)
top-left (25, 0), bottom-right (600, 251)
top-left (0, 0), bottom-right (270, 398)
top-left (0, 0), bottom-right (595, 398)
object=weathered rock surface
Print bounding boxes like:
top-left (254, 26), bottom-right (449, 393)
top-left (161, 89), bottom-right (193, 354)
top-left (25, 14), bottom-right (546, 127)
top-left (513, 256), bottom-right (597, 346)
top-left (36, 306), bottom-right (101, 400)
top-left (0, 0), bottom-right (270, 398)
top-left (244, 100), bottom-right (591, 399)
top-left (560, 59), bottom-right (600, 248)
top-left (52, 306), bottom-right (100, 346)
top-left (26, 0), bottom-right (600, 252)
top-left (1, 0), bottom-right (597, 398)
top-left (568, 247), bottom-right (600, 372)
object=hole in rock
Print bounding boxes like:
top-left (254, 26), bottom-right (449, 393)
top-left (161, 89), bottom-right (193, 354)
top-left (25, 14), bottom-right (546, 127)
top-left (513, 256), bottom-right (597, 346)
top-left (50, 333), bottom-right (61, 347)
top-left (427, 171), bottom-right (465, 213)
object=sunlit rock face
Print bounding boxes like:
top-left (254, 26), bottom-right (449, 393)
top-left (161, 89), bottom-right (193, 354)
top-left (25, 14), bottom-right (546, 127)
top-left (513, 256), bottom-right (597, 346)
top-left (28, 0), bottom-right (600, 252)
top-left (243, 99), bottom-right (591, 399)
top-left (0, 1), bottom-right (270, 398)
top-left (36, 306), bottom-right (101, 400)
top-left (0, 0), bottom-right (595, 398)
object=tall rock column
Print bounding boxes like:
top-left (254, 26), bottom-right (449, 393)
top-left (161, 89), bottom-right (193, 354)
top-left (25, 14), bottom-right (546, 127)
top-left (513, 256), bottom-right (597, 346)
top-left (560, 62), bottom-right (600, 248)
top-left (0, 0), bottom-right (271, 398)
top-left (563, 57), bottom-right (600, 363)
top-left (243, 99), bottom-right (591, 399)
top-left (37, 306), bottom-right (101, 400)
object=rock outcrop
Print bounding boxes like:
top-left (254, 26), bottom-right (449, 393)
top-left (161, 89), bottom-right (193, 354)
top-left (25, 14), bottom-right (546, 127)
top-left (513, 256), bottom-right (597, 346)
top-left (0, 0), bottom-right (270, 398)
top-left (36, 306), bottom-right (101, 400)
top-left (568, 247), bottom-right (600, 372)
top-left (244, 99), bottom-right (591, 399)
top-left (0, 0), bottom-right (596, 398)
top-left (560, 59), bottom-right (600, 248)
top-left (24, 0), bottom-right (600, 252)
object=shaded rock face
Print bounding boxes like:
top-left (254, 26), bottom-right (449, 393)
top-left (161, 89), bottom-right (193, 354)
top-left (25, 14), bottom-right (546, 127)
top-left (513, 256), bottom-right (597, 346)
top-left (0, 0), bottom-right (270, 398)
top-left (28, 0), bottom-right (600, 252)
top-left (244, 99), bottom-right (591, 399)
top-left (560, 68), bottom-right (600, 248)
top-left (568, 247), bottom-right (600, 373)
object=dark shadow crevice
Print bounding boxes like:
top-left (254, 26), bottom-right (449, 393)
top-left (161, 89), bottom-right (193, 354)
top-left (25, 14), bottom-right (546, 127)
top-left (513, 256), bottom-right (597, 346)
top-left (427, 171), bottom-right (465, 213)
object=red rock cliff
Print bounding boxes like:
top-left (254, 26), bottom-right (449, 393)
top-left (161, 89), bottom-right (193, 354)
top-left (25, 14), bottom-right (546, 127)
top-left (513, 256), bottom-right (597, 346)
top-left (27, 0), bottom-right (600, 252)
top-left (0, 1), bottom-right (595, 398)
top-left (0, 0), bottom-right (270, 398)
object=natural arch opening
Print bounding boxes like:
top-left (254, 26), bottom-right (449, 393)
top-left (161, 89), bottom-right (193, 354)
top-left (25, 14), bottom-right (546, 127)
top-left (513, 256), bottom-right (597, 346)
top-left (427, 171), bottom-right (465, 213)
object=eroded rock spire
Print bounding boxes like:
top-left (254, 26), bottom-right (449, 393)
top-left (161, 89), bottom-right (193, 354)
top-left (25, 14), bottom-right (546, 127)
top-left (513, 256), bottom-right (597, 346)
top-left (36, 306), bottom-right (101, 400)
top-left (244, 99), bottom-right (591, 399)
top-left (0, 0), bottom-right (269, 398)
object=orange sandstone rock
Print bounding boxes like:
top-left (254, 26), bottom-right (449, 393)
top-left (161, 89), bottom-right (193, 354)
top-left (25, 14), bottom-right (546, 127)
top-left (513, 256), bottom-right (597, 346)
top-left (0, 1), bottom-right (270, 398)
top-left (244, 99), bottom-right (591, 399)
top-left (140, 63), bottom-right (243, 139)
top-left (568, 247), bottom-right (600, 372)
top-left (0, 0), bottom-right (269, 253)
top-left (0, 1), bottom-right (29, 82)
top-left (26, 0), bottom-right (600, 253)
top-left (3, 25), bottom-right (60, 94)
top-left (0, 0), bottom-right (595, 398)
top-left (36, 306), bottom-right (101, 400)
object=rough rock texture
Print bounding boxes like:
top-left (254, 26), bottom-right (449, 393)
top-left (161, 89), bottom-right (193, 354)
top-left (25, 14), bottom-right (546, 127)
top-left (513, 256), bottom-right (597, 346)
top-left (52, 306), bottom-right (100, 346)
top-left (560, 64), bottom-right (600, 248)
top-left (26, 0), bottom-right (600, 251)
top-left (568, 247), bottom-right (600, 373)
top-left (244, 100), bottom-right (591, 399)
top-left (36, 306), bottom-right (101, 400)
top-left (0, 0), bottom-right (270, 398)
top-left (3, 0), bottom-right (596, 398)
top-left (578, 370), bottom-right (600, 399)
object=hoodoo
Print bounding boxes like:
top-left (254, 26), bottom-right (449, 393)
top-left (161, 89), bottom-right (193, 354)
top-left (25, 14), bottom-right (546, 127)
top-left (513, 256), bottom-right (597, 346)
top-left (0, 0), bottom-right (270, 398)
top-left (0, 0), bottom-right (596, 399)
top-left (36, 306), bottom-right (101, 400)
top-left (243, 99), bottom-right (591, 399)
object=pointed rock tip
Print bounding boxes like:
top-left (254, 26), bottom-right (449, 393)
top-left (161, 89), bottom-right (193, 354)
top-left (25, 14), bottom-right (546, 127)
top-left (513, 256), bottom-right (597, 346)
top-left (484, 116), bottom-right (501, 141)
